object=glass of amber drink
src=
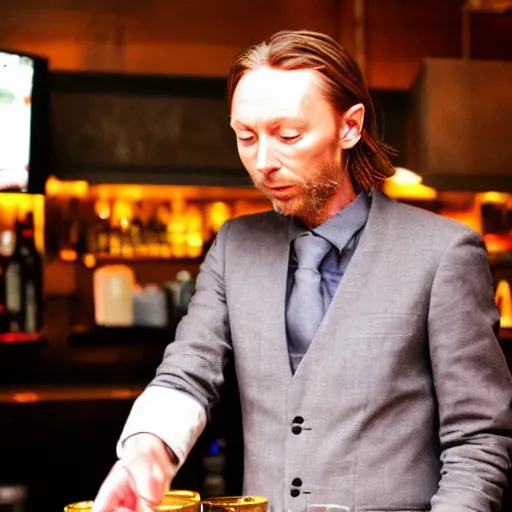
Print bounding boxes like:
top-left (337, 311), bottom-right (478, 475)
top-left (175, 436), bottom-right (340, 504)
top-left (64, 502), bottom-right (93, 512)
top-left (158, 490), bottom-right (201, 511)
top-left (202, 496), bottom-right (268, 512)
top-left (162, 490), bottom-right (200, 503)
top-left (64, 490), bottom-right (201, 512)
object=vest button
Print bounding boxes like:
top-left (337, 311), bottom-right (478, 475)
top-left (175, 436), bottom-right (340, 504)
top-left (290, 489), bottom-right (300, 498)
top-left (291, 478), bottom-right (302, 487)
top-left (291, 425), bottom-right (302, 435)
top-left (292, 416), bottom-right (304, 424)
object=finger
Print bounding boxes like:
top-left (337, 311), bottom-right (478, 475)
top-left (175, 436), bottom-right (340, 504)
top-left (131, 495), bottom-right (158, 512)
top-left (122, 445), bottom-right (173, 508)
top-left (122, 459), bottom-right (165, 508)
top-left (92, 461), bottom-right (136, 512)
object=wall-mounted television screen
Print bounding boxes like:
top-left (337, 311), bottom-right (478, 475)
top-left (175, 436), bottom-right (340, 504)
top-left (0, 49), bottom-right (50, 194)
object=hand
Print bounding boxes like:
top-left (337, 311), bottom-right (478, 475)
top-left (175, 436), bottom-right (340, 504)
top-left (92, 433), bottom-right (177, 512)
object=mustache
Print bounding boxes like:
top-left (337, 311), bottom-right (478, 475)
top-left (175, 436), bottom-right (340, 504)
top-left (256, 175), bottom-right (304, 189)
top-left (258, 175), bottom-right (339, 191)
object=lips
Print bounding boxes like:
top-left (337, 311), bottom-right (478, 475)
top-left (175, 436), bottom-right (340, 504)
top-left (268, 185), bottom-right (292, 190)
top-left (265, 184), bottom-right (296, 199)
top-left (263, 181), bottom-right (295, 190)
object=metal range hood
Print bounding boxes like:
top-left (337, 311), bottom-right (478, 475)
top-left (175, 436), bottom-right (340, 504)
top-left (404, 58), bottom-right (512, 192)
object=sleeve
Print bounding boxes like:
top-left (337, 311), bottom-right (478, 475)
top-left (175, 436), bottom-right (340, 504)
top-left (117, 220), bottom-right (233, 469)
top-left (428, 229), bottom-right (512, 512)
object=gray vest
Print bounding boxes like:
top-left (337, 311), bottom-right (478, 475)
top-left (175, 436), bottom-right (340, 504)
top-left (227, 195), bottom-right (439, 511)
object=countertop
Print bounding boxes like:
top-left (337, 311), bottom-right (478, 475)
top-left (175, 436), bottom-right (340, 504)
top-left (0, 383), bottom-right (144, 404)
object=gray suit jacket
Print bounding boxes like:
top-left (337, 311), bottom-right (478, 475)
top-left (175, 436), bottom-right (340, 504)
top-left (152, 190), bottom-right (512, 512)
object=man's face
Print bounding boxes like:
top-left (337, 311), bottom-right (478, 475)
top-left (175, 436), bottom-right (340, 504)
top-left (230, 66), bottom-right (351, 226)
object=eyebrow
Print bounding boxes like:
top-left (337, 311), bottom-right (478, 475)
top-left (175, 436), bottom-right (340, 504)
top-left (230, 116), bottom-right (304, 130)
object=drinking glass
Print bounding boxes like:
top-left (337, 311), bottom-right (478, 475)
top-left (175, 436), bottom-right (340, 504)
top-left (64, 502), bottom-right (93, 512)
top-left (202, 495), bottom-right (268, 512)
top-left (157, 491), bottom-right (201, 512)
top-left (64, 490), bottom-right (201, 512)
top-left (162, 490), bottom-right (201, 503)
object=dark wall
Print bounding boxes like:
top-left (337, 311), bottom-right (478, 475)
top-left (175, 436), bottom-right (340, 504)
top-left (48, 71), bottom-right (409, 187)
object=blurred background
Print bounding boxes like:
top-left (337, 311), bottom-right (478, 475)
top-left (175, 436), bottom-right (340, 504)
top-left (0, 1), bottom-right (512, 511)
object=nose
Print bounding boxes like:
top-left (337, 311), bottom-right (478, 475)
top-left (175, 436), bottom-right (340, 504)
top-left (256, 136), bottom-right (280, 176)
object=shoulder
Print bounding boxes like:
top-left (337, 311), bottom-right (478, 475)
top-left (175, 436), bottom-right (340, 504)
top-left (374, 190), bottom-right (481, 244)
top-left (221, 209), bottom-right (288, 241)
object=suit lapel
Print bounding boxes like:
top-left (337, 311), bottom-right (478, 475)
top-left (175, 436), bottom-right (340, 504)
top-left (253, 214), bottom-right (295, 382)
top-left (293, 190), bottom-right (392, 378)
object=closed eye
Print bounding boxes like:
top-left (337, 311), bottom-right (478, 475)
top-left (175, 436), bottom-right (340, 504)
top-left (237, 135), bottom-right (255, 146)
top-left (279, 134), bottom-right (301, 143)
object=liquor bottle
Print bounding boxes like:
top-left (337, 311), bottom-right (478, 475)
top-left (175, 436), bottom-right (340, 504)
top-left (130, 201), bottom-right (145, 256)
top-left (0, 230), bottom-right (15, 333)
top-left (145, 205), bottom-right (162, 258)
top-left (9, 213), bottom-right (43, 334)
top-left (89, 199), bottom-right (111, 255)
top-left (68, 197), bottom-right (88, 257)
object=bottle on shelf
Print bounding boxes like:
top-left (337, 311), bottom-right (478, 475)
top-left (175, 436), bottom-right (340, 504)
top-left (0, 229), bottom-right (15, 333)
top-left (145, 204), bottom-right (164, 258)
top-left (130, 201), bottom-right (145, 257)
top-left (4, 212), bottom-right (44, 336)
top-left (156, 201), bottom-right (171, 258)
top-left (89, 199), bottom-right (111, 256)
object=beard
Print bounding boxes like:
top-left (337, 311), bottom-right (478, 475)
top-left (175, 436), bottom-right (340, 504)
top-left (255, 160), bottom-right (343, 227)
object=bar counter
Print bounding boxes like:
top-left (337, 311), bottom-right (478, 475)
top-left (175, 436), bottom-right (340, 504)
top-left (0, 333), bottom-right (244, 512)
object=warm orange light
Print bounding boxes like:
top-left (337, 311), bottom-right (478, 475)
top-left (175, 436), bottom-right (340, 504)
top-left (186, 205), bottom-right (203, 231)
top-left (382, 167), bottom-right (437, 200)
top-left (206, 201), bottom-right (232, 234)
top-left (89, 184), bottom-right (263, 201)
top-left (483, 233), bottom-right (512, 254)
top-left (0, 193), bottom-right (45, 253)
top-left (120, 217), bottom-right (130, 231)
top-left (440, 206), bottom-right (482, 234)
top-left (45, 176), bottom-right (89, 198)
top-left (495, 279), bottom-right (512, 329)
top-left (156, 203), bottom-right (171, 225)
top-left (82, 253), bottom-right (96, 268)
top-left (477, 191), bottom-right (509, 205)
top-left (60, 249), bottom-right (78, 261)
top-left (187, 233), bottom-right (203, 247)
top-left (94, 199), bottom-right (111, 220)
top-left (233, 200), bottom-right (270, 217)
top-left (13, 392), bottom-right (40, 403)
top-left (391, 167), bottom-right (423, 185)
top-left (109, 389), bottom-right (137, 400)
top-left (47, 182), bottom-right (269, 260)
top-left (112, 201), bottom-right (133, 228)
top-left (185, 233), bottom-right (203, 258)
top-left (383, 172), bottom-right (438, 200)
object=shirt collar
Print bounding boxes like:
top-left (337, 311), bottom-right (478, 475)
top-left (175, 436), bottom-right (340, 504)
top-left (288, 191), bottom-right (371, 253)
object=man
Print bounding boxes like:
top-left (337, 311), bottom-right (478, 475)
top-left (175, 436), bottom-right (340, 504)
top-left (93, 30), bottom-right (512, 512)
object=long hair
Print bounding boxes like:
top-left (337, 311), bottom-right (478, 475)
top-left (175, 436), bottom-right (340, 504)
top-left (227, 30), bottom-right (396, 191)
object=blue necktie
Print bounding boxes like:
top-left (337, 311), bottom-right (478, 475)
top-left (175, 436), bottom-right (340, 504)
top-left (287, 233), bottom-right (332, 367)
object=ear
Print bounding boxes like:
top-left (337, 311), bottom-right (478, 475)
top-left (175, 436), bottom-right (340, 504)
top-left (339, 103), bottom-right (365, 149)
